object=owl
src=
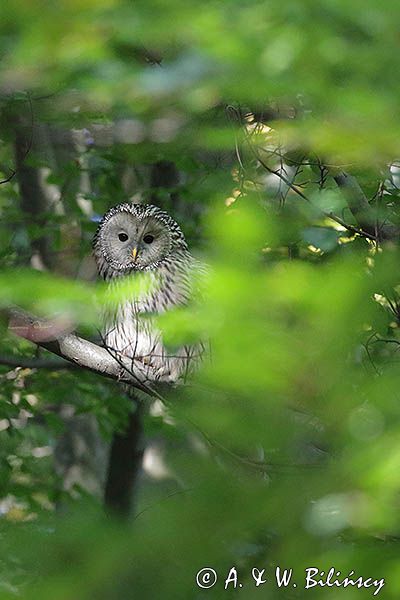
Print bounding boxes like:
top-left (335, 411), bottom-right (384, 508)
top-left (93, 203), bottom-right (204, 385)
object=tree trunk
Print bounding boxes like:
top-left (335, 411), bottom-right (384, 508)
top-left (104, 397), bottom-right (145, 517)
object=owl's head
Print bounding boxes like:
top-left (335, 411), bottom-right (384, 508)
top-left (93, 203), bottom-right (188, 274)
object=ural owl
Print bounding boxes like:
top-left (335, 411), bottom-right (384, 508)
top-left (93, 203), bottom-right (204, 385)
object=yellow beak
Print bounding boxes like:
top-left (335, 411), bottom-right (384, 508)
top-left (131, 247), bottom-right (138, 261)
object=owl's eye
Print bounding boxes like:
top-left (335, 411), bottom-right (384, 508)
top-left (143, 234), bottom-right (154, 244)
top-left (118, 232), bottom-right (128, 242)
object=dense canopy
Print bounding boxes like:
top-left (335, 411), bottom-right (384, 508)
top-left (0, 1), bottom-right (400, 598)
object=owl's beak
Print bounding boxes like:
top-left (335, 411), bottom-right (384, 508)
top-left (131, 247), bottom-right (138, 261)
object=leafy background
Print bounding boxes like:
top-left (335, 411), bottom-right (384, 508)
top-left (0, 0), bottom-right (400, 598)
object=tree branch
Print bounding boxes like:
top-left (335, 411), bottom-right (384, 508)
top-left (333, 171), bottom-right (371, 217)
top-left (333, 171), bottom-right (400, 241)
top-left (6, 307), bottom-right (162, 398)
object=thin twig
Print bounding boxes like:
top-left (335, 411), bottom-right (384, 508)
top-left (255, 153), bottom-right (377, 241)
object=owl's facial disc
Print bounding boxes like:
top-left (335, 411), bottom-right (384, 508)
top-left (101, 211), bottom-right (172, 271)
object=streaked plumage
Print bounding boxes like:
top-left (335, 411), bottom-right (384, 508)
top-left (93, 203), bottom-right (204, 383)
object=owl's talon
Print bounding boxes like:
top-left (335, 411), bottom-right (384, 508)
top-left (132, 355), bottom-right (153, 366)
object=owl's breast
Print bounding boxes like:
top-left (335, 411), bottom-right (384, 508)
top-left (102, 255), bottom-right (200, 381)
top-left (103, 299), bottom-right (158, 357)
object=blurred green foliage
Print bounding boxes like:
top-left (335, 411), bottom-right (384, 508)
top-left (0, 0), bottom-right (399, 598)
